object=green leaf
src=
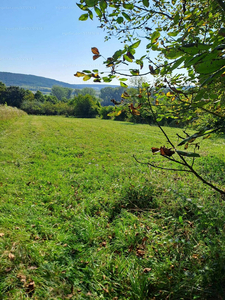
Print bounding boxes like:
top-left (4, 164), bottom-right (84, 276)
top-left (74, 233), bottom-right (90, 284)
top-left (85, 0), bottom-right (98, 7)
top-left (184, 53), bottom-right (207, 67)
top-left (179, 216), bottom-right (183, 225)
top-left (74, 72), bottom-right (85, 77)
top-left (173, 12), bottom-right (180, 24)
top-left (119, 78), bottom-right (128, 81)
top-left (180, 44), bottom-right (209, 55)
top-left (190, 100), bottom-right (208, 108)
top-left (76, 3), bottom-right (88, 10)
top-left (169, 57), bottom-right (185, 72)
top-left (136, 59), bottom-right (143, 69)
top-left (195, 59), bottom-right (225, 75)
top-left (151, 31), bottom-right (160, 44)
top-left (123, 3), bottom-right (134, 9)
top-left (176, 150), bottom-right (200, 157)
top-left (142, 82), bottom-right (150, 88)
top-left (200, 67), bottom-right (225, 86)
top-left (120, 82), bottom-right (128, 88)
top-left (122, 12), bottom-right (131, 21)
top-left (117, 16), bottom-right (124, 24)
top-left (194, 89), bottom-right (206, 101)
top-left (113, 50), bottom-right (124, 60)
top-left (164, 48), bottom-right (184, 59)
top-left (102, 77), bottom-right (112, 82)
top-left (100, 0), bottom-right (107, 11)
top-left (83, 75), bottom-right (92, 81)
top-left (130, 69), bottom-right (140, 75)
top-left (130, 40), bottom-right (141, 49)
top-left (123, 54), bottom-right (133, 62)
top-left (94, 6), bottom-right (102, 17)
top-left (82, 70), bottom-right (92, 74)
top-left (79, 14), bottom-right (89, 21)
top-left (107, 109), bottom-right (123, 117)
top-left (177, 128), bottom-right (217, 146)
top-left (142, 0), bottom-right (149, 7)
top-left (168, 31), bottom-right (179, 37)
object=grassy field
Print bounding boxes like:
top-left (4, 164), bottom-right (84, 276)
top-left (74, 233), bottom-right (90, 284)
top-left (0, 115), bottom-right (225, 299)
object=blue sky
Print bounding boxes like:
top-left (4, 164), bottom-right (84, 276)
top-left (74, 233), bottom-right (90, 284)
top-left (0, 0), bottom-right (152, 85)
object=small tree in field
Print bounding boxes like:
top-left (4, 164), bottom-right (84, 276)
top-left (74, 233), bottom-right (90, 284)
top-left (75, 0), bottom-right (225, 195)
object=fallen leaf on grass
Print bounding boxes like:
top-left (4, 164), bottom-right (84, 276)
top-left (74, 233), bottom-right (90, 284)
top-left (103, 287), bottom-right (109, 293)
top-left (101, 241), bottom-right (107, 247)
top-left (8, 253), bottom-right (15, 260)
top-left (17, 274), bottom-right (26, 283)
top-left (5, 267), bottom-right (12, 273)
top-left (143, 268), bottom-right (152, 273)
top-left (28, 266), bottom-right (38, 270)
top-left (25, 280), bottom-right (35, 295)
top-left (136, 249), bottom-right (145, 257)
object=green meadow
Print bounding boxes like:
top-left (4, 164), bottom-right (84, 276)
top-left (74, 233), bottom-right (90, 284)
top-left (0, 114), bottom-right (225, 299)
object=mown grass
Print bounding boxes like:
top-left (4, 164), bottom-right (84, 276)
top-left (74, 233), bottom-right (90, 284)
top-left (0, 115), bottom-right (224, 299)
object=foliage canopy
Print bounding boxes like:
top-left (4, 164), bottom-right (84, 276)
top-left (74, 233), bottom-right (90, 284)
top-left (76, 0), bottom-right (225, 129)
top-left (76, 0), bottom-right (225, 194)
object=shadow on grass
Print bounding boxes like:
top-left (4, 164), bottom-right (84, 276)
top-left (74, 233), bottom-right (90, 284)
top-left (108, 183), bottom-right (158, 222)
top-left (198, 155), bottom-right (225, 187)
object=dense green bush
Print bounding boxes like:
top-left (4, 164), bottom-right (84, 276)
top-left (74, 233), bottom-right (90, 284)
top-left (99, 105), bottom-right (114, 119)
top-left (69, 94), bottom-right (99, 118)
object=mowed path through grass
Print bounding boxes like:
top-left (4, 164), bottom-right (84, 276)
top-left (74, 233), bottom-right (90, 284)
top-left (0, 115), bottom-right (225, 299)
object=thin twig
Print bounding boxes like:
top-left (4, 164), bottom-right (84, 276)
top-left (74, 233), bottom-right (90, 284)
top-left (133, 155), bottom-right (191, 172)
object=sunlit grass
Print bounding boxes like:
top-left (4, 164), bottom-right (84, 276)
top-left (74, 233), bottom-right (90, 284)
top-left (0, 104), bottom-right (27, 124)
top-left (0, 115), bottom-right (224, 299)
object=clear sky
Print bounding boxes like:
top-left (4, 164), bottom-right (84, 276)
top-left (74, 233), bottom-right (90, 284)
top-left (0, 0), bottom-right (152, 86)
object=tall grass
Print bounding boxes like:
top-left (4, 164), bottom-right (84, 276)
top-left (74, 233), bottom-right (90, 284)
top-left (0, 104), bottom-right (27, 122)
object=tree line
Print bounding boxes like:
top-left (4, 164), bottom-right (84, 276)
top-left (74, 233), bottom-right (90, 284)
top-left (0, 80), bottom-right (205, 128)
top-left (0, 81), bottom-right (168, 123)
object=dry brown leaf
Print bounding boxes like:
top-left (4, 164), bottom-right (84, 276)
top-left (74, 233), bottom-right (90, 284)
top-left (151, 147), bottom-right (160, 154)
top-left (17, 274), bottom-right (26, 283)
top-left (160, 146), bottom-right (175, 157)
top-left (5, 267), bottom-right (12, 273)
top-left (28, 266), bottom-right (38, 270)
top-left (93, 54), bottom-right (101, 60)
top-left (25, 280), bottom-right (35, 295)
top-left (91, 47), bottom-right (100, 55)
top-left (143, 268), bottom-right (152, 273)
top-left (136, 249), bottom-right (145, 257)
top-left (8, 253), bottom-right (15, 260)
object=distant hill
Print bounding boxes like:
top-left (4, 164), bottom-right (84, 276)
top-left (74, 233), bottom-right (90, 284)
top-left (0, 72), bottom-right (119, 94)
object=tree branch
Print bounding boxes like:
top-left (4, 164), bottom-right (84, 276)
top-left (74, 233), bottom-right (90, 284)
top-left (133, 155), bottom-right (191, 172)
